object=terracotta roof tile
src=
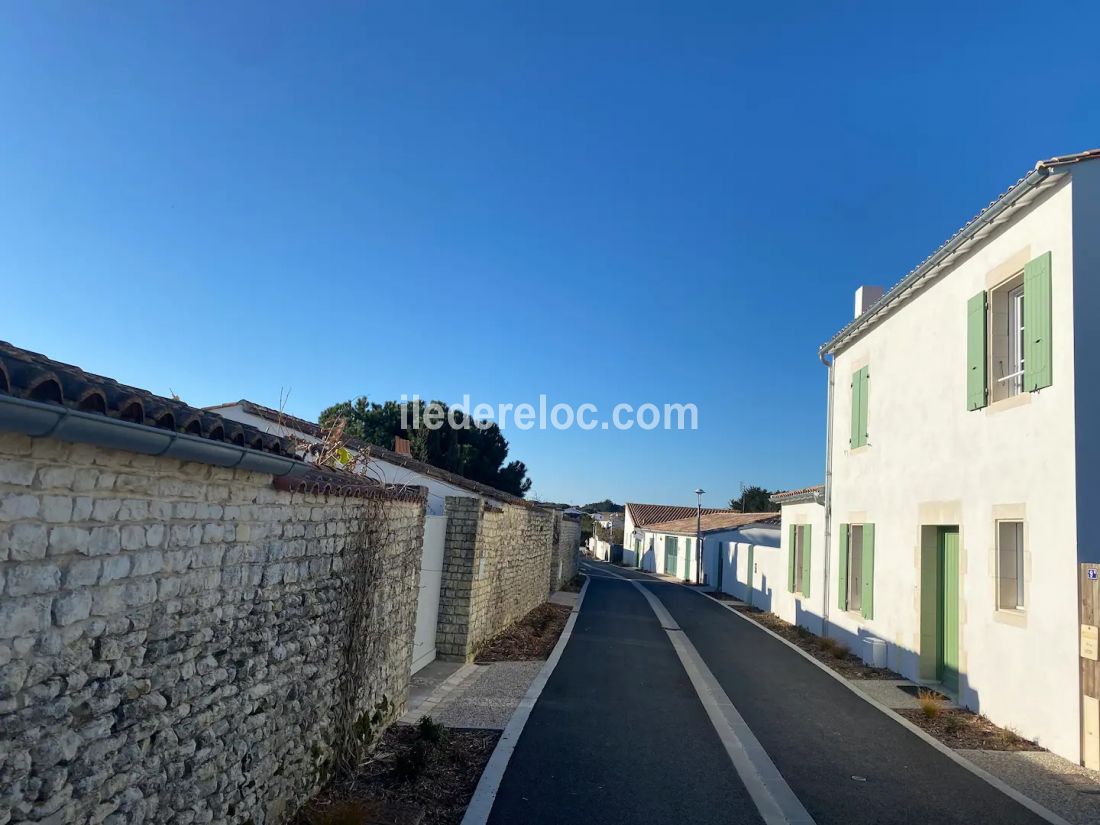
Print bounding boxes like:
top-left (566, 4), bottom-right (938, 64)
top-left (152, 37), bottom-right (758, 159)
top-left (644, 511), bottom-right (781, 534)
top-left (0, 342), bottom-right (297, 459)
top-left (626, 502), bottom-right (731, 528)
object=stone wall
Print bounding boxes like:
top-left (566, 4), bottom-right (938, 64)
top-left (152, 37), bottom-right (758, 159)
top-left (554, 516), bottom-right (580, 587)
top-left (436, 497), bottom-right (555, 660)
top-left (0, 433), bottom-right (425, 824)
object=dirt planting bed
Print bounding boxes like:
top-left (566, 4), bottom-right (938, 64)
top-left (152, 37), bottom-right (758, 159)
top-left (475, 602), bottom-right (571, 662)
top-left (295, 722), bottom-right (500, 825)
top-left (727, 603), bottom-right (899, 680)
top-left (559, 573), bottom-right (585, 593)
top-left (899, 708), bottom-right (1043, 751)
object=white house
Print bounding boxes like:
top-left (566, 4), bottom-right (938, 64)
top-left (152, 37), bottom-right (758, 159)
top-left (625, 502), bottom-right (779, 584)
top-left (806, 148), bottom-right (1100, 766)
top-left (765, 485), bottom-right (827, 633)
top-left (623, 502), bottom-right (731, 569)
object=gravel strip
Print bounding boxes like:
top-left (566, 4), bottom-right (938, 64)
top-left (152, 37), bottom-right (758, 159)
top-left (960, 749), bottom-right (1100, 825)
top-left (431, 662), bottom-right (545, 730)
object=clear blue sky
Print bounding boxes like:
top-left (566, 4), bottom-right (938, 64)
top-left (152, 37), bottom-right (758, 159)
top-left (2, 3), bottom-right (1098, 507)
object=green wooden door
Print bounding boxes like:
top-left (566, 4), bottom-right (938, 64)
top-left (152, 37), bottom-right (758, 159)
top-left (938, 528), bottom-right (960, 692)
top-left (746, 544), bottom-right (755, 607)
top-left (664, 536), bottom-right (679, 576)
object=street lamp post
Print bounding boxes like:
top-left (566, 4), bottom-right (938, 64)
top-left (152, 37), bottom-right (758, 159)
top-left (694, 488), bottom-right (705, 583)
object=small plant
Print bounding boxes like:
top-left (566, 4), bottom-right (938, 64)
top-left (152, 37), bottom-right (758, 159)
top-left (416, 715), bottom-right (447, 744)
top-left (794, 625), bottom-right (812, 640)
top-left (943, 713), bottom-right (965, 736)
top-left (818, 637), bottom-right (837, 655)
top-left (917, 688), bottom-right (944, 720)
top-left (830, 642), bottom-right (850, 660)
top-left (997, 726), bottom-right (1025, 748)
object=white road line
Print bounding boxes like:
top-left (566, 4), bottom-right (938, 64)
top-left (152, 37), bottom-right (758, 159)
top-left (592, 561), bottom-right (1071, 825)
top-left (460, 576), bottom-right (590, 825)
top-left (696, 588), bottom-right (1073, 825)
top-left (623, 574), bottom-right (816, 825)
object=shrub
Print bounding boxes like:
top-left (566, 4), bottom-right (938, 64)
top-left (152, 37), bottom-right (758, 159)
top-left (943, 713), bottom-right (964, 735)
top-left (917, 689), bottom-right (943, 720)
top-left (416, 715), bottom-right (447, 744)
top-left (818, 637), bottom-right (850, 659)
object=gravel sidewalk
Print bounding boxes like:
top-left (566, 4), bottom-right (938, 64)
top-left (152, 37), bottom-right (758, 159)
top-left (428, 661), bottom-right (545, 730)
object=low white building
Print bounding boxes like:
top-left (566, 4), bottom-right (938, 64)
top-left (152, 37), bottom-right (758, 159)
top-left (623, 502), bottom-right (732, 570)
top-left (797, 148), bottom-right (1100, 766)
top-left (624, 503), bottom-right (778, 589)
top-left (769, 485), bottom-right (827, 633)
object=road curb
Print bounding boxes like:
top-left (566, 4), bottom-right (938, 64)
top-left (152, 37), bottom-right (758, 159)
top-left (459, 576), bottom-right (591, 825)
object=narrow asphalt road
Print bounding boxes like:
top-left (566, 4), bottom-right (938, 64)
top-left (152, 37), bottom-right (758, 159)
top-left (486, 568), bottom-right (764, 824)
top-left (483, 560), bottom-right (1055, 825)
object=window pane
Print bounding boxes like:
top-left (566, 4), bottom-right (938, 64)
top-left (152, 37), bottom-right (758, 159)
top-left (997, 521), bottom-right (1023, 610)
top-left (849, 526), bottom-right (863, 611)
top-left (794, 527), bottom-right (804, 591)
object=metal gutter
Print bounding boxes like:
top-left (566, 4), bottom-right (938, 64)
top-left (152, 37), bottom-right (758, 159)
top-left (0, 394), bottom-right (311, 478)
top-left (820, 350), bottom-right (835, 637)
top-left (820, 166), bottom-right (1061, 357)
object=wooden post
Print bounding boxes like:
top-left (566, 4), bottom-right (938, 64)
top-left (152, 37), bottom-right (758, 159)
top-left (1081, 563), bottom-right (1100, 771)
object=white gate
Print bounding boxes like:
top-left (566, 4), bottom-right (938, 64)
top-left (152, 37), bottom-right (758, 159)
top-left (411, 515), bottom-right (446, 674)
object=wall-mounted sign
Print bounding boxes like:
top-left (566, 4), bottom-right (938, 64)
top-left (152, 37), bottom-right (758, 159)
top-left (1089, 568), bottom-right (1098, 581)
top-left (1083, 624), bottom-right (1099, 661)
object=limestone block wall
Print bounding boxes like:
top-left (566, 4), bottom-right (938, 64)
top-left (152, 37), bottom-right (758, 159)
top-left (555, 517), bottom-right (580, 586)
top-left (0, 433), bottom-right (425, 825)
top-left (436, 497), bottom-right (554, 660)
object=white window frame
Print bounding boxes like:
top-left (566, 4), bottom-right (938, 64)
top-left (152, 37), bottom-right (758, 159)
top-left (990, 272), bottom-right (1026, 403)
top-left (1004, 284), bottom-right (1025, 397)
top-left (996, 519), bottom-right (1025, 611)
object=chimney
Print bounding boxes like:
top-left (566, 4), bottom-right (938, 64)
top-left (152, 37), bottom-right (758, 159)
top-left (393, 435), bottom-right (411, 456)
top-left (854, 285), bottom-right (884, 319)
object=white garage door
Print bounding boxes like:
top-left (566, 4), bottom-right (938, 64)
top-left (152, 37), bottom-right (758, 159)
top-left (411, 515), bottom-right (446, 674)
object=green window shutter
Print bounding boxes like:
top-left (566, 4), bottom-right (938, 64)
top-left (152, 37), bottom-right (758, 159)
top-left (859, 367), bottom-right (869, 447)
top-left (787, 524), bottom-right (796, 592)
top-left (850, 367), bottom-right (870, 447)
top-left (837, 524), bottom-right (849, 610)
top-left (1024, 251), bottom-right (1052, 392)
top-left (861, 524), bottom-right (875, 620)
top-left (966, 291), bottom-right (988, 410)
top-left (850, 370), bottom-right (862, 448)
top-left (801, 524), bottom-right (812, 598)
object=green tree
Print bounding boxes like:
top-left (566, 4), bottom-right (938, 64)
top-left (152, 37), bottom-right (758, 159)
top-left (729, 485), bottom-right (779, 513)
top-left (319, 397), bottom-right (532, 497)
top-left (580, 500), bottom-right (623, 513)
